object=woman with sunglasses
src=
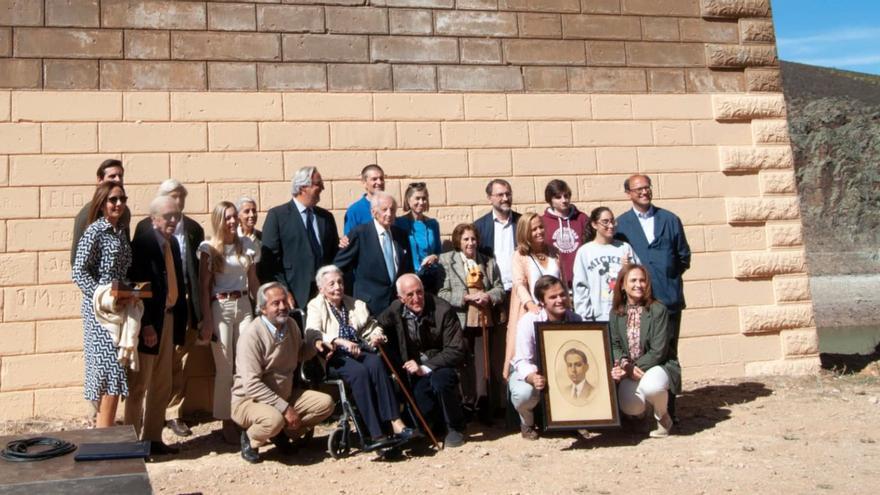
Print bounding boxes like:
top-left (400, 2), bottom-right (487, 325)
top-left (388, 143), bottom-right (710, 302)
top-left (198, 201), bottom-right (260, 443)
top-left (572, 207), bottom-right (639, 322)
top-left (72, 182), bottom-right (134, 428)
top-left (394, 182), bottom-right (442, 293)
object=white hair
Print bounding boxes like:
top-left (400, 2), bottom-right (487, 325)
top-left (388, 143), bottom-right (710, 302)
top-left (149, 195), bottom-right (178, 216)
top-left (395, 273), bottom-right (422, 296)
top-left (157, 178), bottom-right (187, 197)
top-left (256, 282), bottom-right (288, 312)
top-left (236, 196), bottom-right (257, 212)
top-left (291, 166), bottom-right (316, 196)
top-left (315, 264), bottom-right (343, 289)
top-left (369, 191), bottom-right (397, 211)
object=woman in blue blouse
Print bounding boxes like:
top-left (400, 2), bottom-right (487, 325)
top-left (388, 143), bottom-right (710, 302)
top-left (395, 182), bottom-right (442, 293)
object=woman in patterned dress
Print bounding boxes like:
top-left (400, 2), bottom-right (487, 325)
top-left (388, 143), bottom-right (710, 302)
top-left (72, 181), bottom-right (133, 428)
top-left (608, 264), bottom-right (680, 438)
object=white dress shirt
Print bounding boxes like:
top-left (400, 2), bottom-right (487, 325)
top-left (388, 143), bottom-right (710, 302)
top-left (373, 219), bottom-right (398, 268)
top-left (293, 197), bottom-right (322, 249)
top-left (492, 211), bottom-right (515, 290)
top-left (634, 205), bottom-right (656, 245)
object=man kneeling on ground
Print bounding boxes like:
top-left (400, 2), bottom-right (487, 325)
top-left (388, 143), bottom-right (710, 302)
top-left (231, 282), bottom-right (334, 463)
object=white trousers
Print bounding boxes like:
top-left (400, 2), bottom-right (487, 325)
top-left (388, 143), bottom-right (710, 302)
top-left (617, 366), bottom-right (670, 420)
top-left (210, 297), bottom-right (253, 420)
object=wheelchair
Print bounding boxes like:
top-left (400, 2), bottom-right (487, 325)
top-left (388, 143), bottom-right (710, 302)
top-left (292, 310), bottom-right (406, 459)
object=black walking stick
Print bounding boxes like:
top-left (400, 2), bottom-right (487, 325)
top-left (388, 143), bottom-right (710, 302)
top-left (375, 343), bottom-right (442, 450)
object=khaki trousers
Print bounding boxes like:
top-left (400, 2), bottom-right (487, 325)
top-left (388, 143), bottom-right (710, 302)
top-left (165, 326), bottom-right (198, 421)
top-left (231, 389), bottom-right (334, 449)
top-left (211, 297), bottom-right (253, 420)
top-left (125, 312), bottom-right (174, 442)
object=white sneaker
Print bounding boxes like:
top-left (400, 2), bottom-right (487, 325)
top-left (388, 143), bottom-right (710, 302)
top-left (650, 413), bottom-right (673, 438)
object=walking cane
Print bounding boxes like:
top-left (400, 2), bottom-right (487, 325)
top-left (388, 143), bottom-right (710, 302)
top-left (479, 309), bottom-right (491, 409)
top-left (375, 343), bottom-right (442, 450)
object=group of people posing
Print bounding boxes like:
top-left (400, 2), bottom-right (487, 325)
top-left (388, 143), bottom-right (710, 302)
top-left (71, 160), bottom-right (690, 463)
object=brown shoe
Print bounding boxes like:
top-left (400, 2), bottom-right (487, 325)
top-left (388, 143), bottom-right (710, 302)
top-left (166, 419), bottom-right (192, 437)
top-left (520, 424), bottom-right (539, 440)
top-left (222, 419), bottom-right (241, 445)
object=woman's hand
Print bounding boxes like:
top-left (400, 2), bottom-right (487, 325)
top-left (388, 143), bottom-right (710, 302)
top-left (333, 338), bottom-right (360, 357)
top-left (631, 365), bottom-right (645, 381)
top-left (525, 301), bottom-right (541, 314)
top-left (421, 254), bottom-right (439, 267)
top-left (338, 236), bottom-right (350, 249)
top-left (610, 365), bottom-right (626, 383)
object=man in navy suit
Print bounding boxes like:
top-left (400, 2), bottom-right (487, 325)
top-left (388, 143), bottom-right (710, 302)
top-left (615, 174), bottom-right (691, 420)
top-left (259, 166), bottom-right (339, 310)
top-left (334, 191), bottom-right (413, 316)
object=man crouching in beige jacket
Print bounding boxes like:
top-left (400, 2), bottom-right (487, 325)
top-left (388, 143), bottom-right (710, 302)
top-left (231, 282), bottom-right (333, 464)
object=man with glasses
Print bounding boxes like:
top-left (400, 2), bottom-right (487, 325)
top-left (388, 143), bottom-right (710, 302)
top-left (614, 174), bottom-right (691, 421)
top-left (71, 159), bottom-right (130, 264)
top-left (473, 179), bottom-right (521, 413)
top-left (126, 195), bottom-right (188, 456)
top-left (134, 179), bottom-right (205, 438)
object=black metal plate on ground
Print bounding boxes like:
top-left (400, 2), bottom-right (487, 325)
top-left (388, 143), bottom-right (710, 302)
top-left (0, 426), bottom-right (151, 495)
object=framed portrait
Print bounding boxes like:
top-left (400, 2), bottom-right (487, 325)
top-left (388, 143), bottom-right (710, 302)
top-left (535, 321), bottom-right (619, 430)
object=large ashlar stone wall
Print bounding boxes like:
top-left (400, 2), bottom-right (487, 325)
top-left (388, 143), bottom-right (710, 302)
top-left (0, 0), bottom-right (818, 421)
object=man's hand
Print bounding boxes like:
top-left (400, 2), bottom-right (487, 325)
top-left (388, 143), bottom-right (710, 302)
top-left (402, 360), bottom-right (421, 375)
top-left (283, 406), bottom-right (302, 431)
top-left (368, 332), bottom-right (386, 347)
top-left (142, 325), bottom-right (158, 348)
top-left (526, 372), bottom-right (546, 390)
top-left (198, 319), bottom-right (213, 343)
top-left (338, 236), bottom-right (350, 249)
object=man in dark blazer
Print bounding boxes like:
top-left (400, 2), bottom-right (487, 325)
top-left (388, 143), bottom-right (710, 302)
top-left (260, 166), bottom-right (339, 310)
top-left (134, 179), bottom-right (204, 438)
top-left (614, 173), bottom-right (691, 420)
top-left (334, 191), bottom-right (413, 317)
top-left (377, 274), bottom-right (467, 448)
top-left (126, 195), bottom-right (188, 455)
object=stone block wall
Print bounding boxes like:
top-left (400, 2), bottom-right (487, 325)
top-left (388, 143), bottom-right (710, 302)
top-left (0, 0), bottom-right (818, 421)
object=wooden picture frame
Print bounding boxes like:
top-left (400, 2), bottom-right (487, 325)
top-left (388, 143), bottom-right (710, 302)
top-left (535, 321), bottom-right (620, 430)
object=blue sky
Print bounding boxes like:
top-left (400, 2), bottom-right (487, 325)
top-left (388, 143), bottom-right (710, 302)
top-left (772, 0), bottom-right (880, 75)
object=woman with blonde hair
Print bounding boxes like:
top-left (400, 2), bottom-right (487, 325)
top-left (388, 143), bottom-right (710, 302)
top-left (502, 212), bottom-right (562, 381)
top-left (199, 201), bottom-right (259, 442)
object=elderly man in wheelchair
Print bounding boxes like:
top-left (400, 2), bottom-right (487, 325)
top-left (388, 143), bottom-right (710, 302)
top-left (303, 265), bottom-right (418, 456)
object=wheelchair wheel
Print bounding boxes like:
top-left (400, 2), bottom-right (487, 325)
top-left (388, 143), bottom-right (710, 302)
top-left (328, 427), bottom-right (350, 459)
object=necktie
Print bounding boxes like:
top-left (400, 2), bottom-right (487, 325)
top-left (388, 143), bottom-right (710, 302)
top-left (382, 230), bottom-right (396, 282)
top-left (305, 208), bottom-right (322, 265)
top-left (164, 239), bottom-right (179, 310)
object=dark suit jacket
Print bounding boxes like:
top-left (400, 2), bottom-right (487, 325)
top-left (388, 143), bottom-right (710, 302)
top-left (609, 301), bottom-right (681, 394)
top-left (615, 207), bottom-right (691, 313)
top-left (135, 215), bottom-right (204, 328)
top-left (474, 210), bottom-right (521, 260)
top-left (128, 228), bottom-right (188, 354)
top-left (377, 294), bottom-right (465, 372)
top-left (333, 222), bottom-right (413, 317)
top-left (259, 200), bottom-right (339, 310)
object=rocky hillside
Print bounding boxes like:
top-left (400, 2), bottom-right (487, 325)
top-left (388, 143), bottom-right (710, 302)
top-left (781, 61), bottom-right (880, 276)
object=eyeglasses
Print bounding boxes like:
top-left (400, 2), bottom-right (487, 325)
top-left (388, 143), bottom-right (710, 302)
top-left (490, 192), bottom-right (512, 198)
top-left (107, 195), bottom-right (128, 205)
top-left (628, 186), bottom-right (652, 193)
top-left (596, 219), bottom-right (616, 227)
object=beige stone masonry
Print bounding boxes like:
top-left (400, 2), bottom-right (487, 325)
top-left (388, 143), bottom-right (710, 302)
top-left (739, 19), bottom-right (775, 43)
top-left (713, 94), bottom-right (786, 121)
top-left (759, 171), bottom-right (797, 195)
top-left (780, 329), bottom-right (820, 357)
top-left (744, 68), bottom-right (782, 92)
top-left (706, 44), bottom-right (778, 69)
top-left (12, 92), bottom-right (122, 122)
top-left (766, 223), bottom-right (804, 248)
top-left (740, 304), bottom-right (815, 334)
top-left (726, 197), bottom-right (800, 223)
top-left (773, 275), bottom-right (811, 303)
top-left (719, 146), bottom-right (794, 172)
top-left (751, 119), bottom-right (790, 144)
top-left (732, 250), bottom-right (806, 278)
top-left (745, 357), bottom-right (821, 377)
top-left (700, 0), bottom-right (771, 18)
top-left (0, 352), bottom-right (83, 392)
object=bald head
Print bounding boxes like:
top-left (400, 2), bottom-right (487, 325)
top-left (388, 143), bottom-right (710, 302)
top-left (396, 274), bottom-right (425, 314)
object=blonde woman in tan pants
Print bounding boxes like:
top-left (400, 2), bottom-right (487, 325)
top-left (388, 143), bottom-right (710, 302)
top-left (199, 201), bottom-right (259, 444)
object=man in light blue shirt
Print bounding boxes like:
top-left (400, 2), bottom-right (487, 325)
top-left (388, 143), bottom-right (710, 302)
top-left (344, 164), bottom-right (385, 236)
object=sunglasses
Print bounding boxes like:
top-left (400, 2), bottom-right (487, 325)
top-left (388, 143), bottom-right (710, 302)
top-left (107, 195), bottom-right (128, 205)
top-left (161, 212), bottom-right (181, 221)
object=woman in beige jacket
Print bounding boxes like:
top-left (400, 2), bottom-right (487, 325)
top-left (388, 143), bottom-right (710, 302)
top-left (305, 265), bottom-right (416, 447)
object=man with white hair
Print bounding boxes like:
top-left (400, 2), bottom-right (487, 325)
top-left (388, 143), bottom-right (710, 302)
top-left (126, 195), bottom-right (188, 455)
top-left (259, 166), bottom-right (339, 311)
top-left (377, 274), bottom-right (467, 448)
top-left (134, 178), bottom-right (204, 438)
top-left (334, 191), bottom-right (413, 316)
top-left (232, 282), bottom-right (333, 463)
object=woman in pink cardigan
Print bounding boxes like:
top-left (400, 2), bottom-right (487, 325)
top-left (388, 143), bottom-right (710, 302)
top-left (502, 212), bottom-right (562, 381)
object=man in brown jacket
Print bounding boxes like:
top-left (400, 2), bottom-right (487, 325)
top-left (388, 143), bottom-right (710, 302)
top-left (231, 282), bottom-right (333, 464)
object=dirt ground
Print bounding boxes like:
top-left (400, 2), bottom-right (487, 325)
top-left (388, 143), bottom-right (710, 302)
top-left (3, 369), bottom-right (879, 495)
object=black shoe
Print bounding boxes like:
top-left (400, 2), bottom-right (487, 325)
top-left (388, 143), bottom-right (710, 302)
top-left (394, 427), bottom-right (421, 443)
top-left (240, 431), bottom-right (261, 464)
top-left (166, 419), bottom-right (192, 437)
top-left (444, 429), bottom-right (465, 448)
top-left (364, 435), bottom-right (400, 452)
top-left (270, 431), bottom-right (298, 455)
top-left (149, 441), bottom-right (179, 456)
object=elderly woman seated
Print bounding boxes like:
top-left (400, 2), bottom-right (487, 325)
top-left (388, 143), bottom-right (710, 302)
top-left (306, 265), bottom-right (416, 448)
